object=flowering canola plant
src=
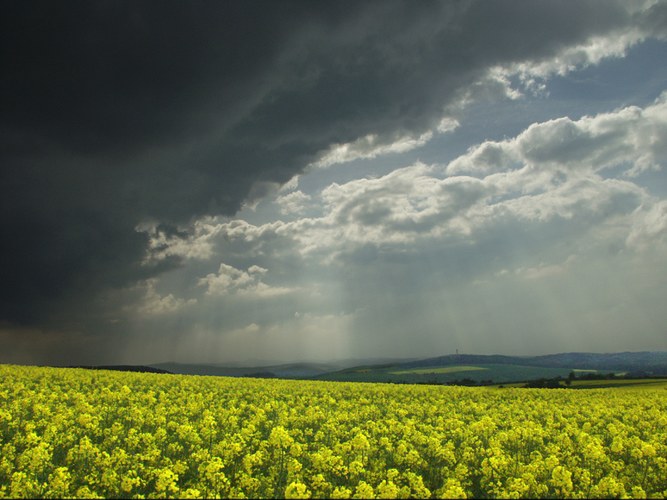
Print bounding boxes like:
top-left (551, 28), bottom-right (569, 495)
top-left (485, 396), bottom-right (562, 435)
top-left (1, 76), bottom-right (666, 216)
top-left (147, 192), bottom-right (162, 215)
top-left (0, 364), bottom-right (666, 498)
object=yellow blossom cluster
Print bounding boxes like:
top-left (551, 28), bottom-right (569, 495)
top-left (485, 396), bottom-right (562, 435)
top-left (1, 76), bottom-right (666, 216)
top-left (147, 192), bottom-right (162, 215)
top-left (0, 364), bottom-right (666, 498)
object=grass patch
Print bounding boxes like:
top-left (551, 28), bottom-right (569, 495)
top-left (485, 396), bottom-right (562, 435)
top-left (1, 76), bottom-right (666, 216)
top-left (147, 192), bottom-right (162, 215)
top-left (391, 365), bottom-right (488, 375)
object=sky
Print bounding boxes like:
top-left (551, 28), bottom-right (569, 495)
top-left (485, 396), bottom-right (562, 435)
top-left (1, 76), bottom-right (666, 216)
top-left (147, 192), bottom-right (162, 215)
top-left (2, 1), bottom-right (667, 366)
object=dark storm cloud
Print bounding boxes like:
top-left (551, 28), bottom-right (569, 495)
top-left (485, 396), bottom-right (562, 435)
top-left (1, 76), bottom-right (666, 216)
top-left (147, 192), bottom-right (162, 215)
top-left (0, 0), bottom-right (659, 328)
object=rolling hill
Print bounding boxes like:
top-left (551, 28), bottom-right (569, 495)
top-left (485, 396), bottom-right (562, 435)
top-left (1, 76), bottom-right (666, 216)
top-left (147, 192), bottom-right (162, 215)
top-left (140, 351), bottom-right (667, 385)
top-left (313, 351), bottom-right (667, 385)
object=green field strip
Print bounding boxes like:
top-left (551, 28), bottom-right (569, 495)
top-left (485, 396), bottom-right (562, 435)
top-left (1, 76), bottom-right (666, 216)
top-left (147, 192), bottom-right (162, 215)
top-left (390, 365), bottom-right (488, 375)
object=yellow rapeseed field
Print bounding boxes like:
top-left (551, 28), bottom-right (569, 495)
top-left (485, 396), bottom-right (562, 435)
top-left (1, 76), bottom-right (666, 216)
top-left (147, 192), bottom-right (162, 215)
top-left (0, 364), bottom-right (666, 498)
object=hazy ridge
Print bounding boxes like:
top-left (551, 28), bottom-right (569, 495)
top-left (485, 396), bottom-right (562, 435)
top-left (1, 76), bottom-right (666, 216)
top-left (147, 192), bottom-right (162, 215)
top-left (138, 351), bottom-right (667, 383)
top-left (54, 351), bottom-right (667, 385)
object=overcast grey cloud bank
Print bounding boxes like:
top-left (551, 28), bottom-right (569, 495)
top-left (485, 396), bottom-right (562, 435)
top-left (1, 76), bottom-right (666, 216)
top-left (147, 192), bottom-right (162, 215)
top-left (1, 1), bottom-right (666, 364)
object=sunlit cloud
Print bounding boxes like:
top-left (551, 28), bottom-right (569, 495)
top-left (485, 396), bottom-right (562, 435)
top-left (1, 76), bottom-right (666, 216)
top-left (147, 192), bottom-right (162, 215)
top-left (134, 279), bottom-right (197, 316)
top-left (449, 93), bottom-right (667, 177)
top-left (626, 200), bottom-right (667, 251)
top-left (312, 131), bottom-right (435, 169)
top-left (165, 95), bottom-right (665, 278)
top-left (275, 190), bottom-right (313, 216)
top-left (199, 263), bottom-right (297, 298)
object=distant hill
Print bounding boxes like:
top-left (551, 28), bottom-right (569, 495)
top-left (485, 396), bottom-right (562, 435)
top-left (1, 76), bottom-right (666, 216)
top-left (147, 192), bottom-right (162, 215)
top-left (396, 351), bottom-right (667, 373)
top-left (313, 351), bottom-right (667, 385)
top-left (100, 351), bottom-right (667, 385)
top-left (527, 351), bottom-right (667, 372)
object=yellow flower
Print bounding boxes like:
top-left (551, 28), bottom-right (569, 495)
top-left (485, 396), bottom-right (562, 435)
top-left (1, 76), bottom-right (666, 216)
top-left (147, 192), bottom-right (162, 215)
top-left (352, 481), bottom-right (374, 499)
top-left (284, 481), bottom-right (311, 499)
